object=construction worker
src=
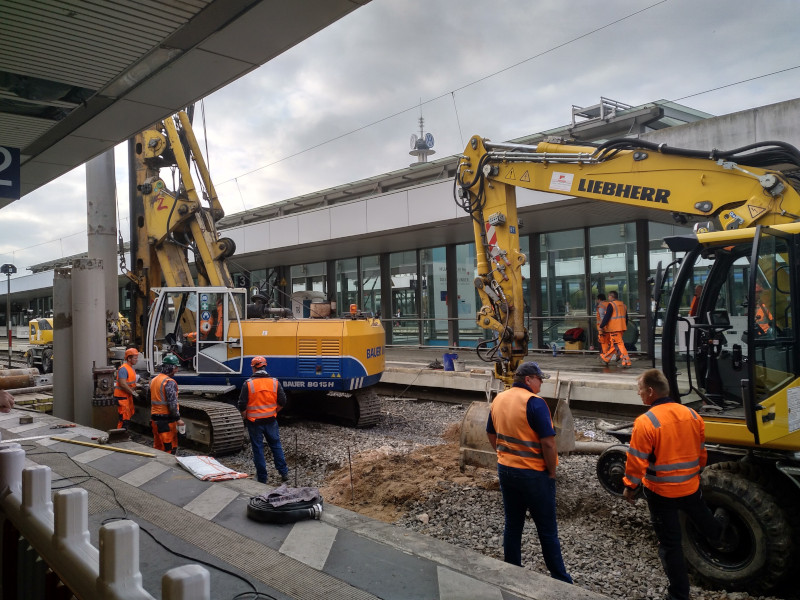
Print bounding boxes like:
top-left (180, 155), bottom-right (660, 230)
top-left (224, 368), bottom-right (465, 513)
top-left (688, 284), bottom-right (703, 317)
top-left (114, 347), bottom-right (141, 430)
top-left (150, 354), bottom-right (184, 455)
top-left (599, 290), bottom-right (631, 367)
top-left (486, 361), bottom-right (573, 583)
top-left (214, 298), bottom-right (224, 340)
top-left (595, 293), bottom-right (611, 357)
top-left (238, 356), bottom-right (289, 484)
top-left (623, 369), bottom-right (728, 600)
top-left (754, 284), bottom-right (774, 335)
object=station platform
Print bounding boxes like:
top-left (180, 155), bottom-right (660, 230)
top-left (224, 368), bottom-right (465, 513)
top-left (0, 408), bottom-right (608, 600)
top-left (381, 346), bottom-right (653, 414)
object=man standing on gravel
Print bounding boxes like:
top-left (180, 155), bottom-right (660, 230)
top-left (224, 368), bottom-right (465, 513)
top-left (623, 368), bottom-right (727, 600)
top-left (486, 361), bottom-right (573, 584)
top-left (239, 356), bottom-right (290, 484)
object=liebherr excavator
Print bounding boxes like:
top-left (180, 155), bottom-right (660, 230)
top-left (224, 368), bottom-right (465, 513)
top-left (122, 110), bottom-right (385, 454)
top-left (455, 134), bottom-right (800, 593)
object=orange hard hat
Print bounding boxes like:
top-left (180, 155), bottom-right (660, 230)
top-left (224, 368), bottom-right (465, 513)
top-left (251, 356), bottom-right (267, 369)
top-left (124, 348), bottom-right (139, 359)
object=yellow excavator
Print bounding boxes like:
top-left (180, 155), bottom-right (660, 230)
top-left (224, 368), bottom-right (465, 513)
top-left (455, 134), bottom-right (800, 594)
top-left (121, 110), bottom-right (385, 455)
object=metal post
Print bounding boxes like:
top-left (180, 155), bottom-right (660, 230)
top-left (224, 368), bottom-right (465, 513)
top-left (1, 264), bottom-right (16, 368)
top-left (5, 273), bottom-right (9, 369)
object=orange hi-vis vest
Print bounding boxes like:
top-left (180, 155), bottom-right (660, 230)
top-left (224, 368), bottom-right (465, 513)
top-left (150, 373), bottom-right (179, 416)
top-left (755, 303), bottom-right (773, 334)
top-left (490, 386), bottom-right (553, 472)
top-left (215, 304), bottom-right (224, 339)
top-left (605, 299), bottom-right (627, 333)
top-left (623, 400), bottom-right (706, 498)
top-left (114, 364), bottom-right (136, 401)
top-left (596, 300), bottom-right (609, 328)
top-left (245, 377), bottom-right (279, 421)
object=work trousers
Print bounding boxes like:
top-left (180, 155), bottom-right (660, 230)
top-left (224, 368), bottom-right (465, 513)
top-left (116, 396), bottom-right (134, 430)
top-left (597, 331), bottom-right (611, 356)
top-left (246, 418), bottom-right (288, 484)
top-left (151, 419), bottom-right (178, 455)
top-left (497, 463), bottom-right (572, 584)
top-left (644, 487), bottom-right (721, 600)
top-left (601, 331), bottom-right (630, 366)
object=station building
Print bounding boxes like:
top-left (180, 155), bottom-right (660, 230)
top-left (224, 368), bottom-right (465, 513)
top-left (4, 96), bottom-right (800, 355)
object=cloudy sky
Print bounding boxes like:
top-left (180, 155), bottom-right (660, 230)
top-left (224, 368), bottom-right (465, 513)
top-left (2, 0), bottom-right (799, 273)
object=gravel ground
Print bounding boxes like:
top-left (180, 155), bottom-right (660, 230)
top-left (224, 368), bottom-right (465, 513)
top-left (141, 396), bottom-right (790, 600)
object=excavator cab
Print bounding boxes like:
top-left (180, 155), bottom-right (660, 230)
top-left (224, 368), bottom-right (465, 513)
top-left (660, 225), bottom-right (799, 446)
top-left (146, 286), bottom-right (245, 378)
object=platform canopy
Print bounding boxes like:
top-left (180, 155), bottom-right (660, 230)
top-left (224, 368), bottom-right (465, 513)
top-left (0, 0), bottom-right (370, 205)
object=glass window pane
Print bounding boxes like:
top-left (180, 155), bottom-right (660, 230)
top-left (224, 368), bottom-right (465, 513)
top-left (361, 255), bottom-right (381, 317)
top-left (390, 251), bottom-right (418, 345)
top-left (540, 229), bottom-right (584, 348)
top-left (420, 247), bottom-right (447, 346)
top-left (335, 258), bottom-right (358, 312)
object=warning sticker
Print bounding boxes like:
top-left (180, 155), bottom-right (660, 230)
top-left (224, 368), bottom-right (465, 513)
top-left (788, 386), bottom-right (800, 433)
top-left (549, 172), bottom-right (574, 192)
top-left (505, 168), bottom-right (516, 180)
top-left (748, 204), bottom-right (767, 219)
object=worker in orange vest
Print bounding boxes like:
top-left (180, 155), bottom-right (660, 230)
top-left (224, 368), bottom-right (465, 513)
top-left (486, 361), bottom-right (572, 583)
top-left (598, 290), bottom-right (631, 367)
top-left (114, 347), bottom-right (141, 430)
top-left (623, 369), bottom-right (729, 600)
top-left (238, 356), bottom-right (289, 484)
top-left (754, 284), bottom-right (774, 335)
top-left (150, 354), bottom-right (184, 455)
top-left (595, 293), bottom-right (611, 357)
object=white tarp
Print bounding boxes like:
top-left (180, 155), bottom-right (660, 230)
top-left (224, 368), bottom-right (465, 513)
top-left (176, 455), bottom-right (249, 481)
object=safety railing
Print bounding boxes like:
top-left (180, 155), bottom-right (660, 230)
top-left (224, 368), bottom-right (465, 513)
top-left (0, 441), bottom-right (210, 599)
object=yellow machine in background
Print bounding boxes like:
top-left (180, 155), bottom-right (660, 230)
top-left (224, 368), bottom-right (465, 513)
top-left (122, 110), bottom-right (385, 454)
top-left (455, 133), bottom-right (800, 593)
top-left (25, 318), bottom-right (54, 373)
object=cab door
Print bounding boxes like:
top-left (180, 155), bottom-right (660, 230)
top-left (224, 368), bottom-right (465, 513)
top-left (196, 289), bottom-right (244, 375)
top-left (744, 226), bottom-right (798, 444)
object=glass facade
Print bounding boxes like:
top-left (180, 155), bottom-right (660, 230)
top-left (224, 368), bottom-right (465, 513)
top-left (268, 219), bottom-right (687, 353)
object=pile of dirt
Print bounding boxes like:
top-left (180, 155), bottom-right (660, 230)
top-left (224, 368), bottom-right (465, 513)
top-left (320, 422), bottom-right (497, 522)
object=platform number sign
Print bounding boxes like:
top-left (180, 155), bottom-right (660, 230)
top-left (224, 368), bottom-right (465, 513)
top-left (0, 146), bottom-right (20, 200)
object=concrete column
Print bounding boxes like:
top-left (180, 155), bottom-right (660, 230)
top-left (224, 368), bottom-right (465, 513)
top-left (71, 259), bottom-right (106, 427)
top-left (52, 268), bottom-right (74, 421)
top-left (85, 149), bottom-right (119, 325)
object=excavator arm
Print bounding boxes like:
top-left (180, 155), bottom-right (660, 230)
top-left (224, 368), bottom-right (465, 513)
top-left (455, 134), bottom-right (800, 384)
top-left (125, 111), bottom-right (237, 345)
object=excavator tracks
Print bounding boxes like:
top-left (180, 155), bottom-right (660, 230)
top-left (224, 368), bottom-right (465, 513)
top-left (289, 388), bottom-right (382, 428)
top-left (179, 398), bottom-right (244, 456)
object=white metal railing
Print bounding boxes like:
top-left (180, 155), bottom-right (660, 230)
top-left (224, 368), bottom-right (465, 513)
top-left (0, 442), bottom-right (210, 599)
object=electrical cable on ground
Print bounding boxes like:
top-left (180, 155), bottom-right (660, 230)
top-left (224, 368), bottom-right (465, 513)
top-left (21, 445), bottom-right (276, 600)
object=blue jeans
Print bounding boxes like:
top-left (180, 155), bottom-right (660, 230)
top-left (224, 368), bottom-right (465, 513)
top-left (497, 463), bottom-right (572, 583)
top-left (246, 418), bottom-right (288, 484)
top-left (644, 487), bottom-right (721, 600)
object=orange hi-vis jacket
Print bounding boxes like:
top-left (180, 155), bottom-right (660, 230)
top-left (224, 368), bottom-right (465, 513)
top-left (605, 299), bottom-right (628, 333)
top-left (114, 363), bottom-right (136, 402)
top-left (596, 300), bottom-right (609, 328)
top-left (150, 373), bottom-right (179, 417)
top-left (214, 303), bottom-right (224, 339)
top-left (244, 377), bottom-right (280, 421)
top-left (623, 399), bottom-right (706, 498)
top-left (490, 386), bottom-right (553, 472)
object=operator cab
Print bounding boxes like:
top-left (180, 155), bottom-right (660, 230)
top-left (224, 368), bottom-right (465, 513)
top-left (660, 225), bottom-right (798, 445)
top-left (146, 287), bottom-right (246, 379)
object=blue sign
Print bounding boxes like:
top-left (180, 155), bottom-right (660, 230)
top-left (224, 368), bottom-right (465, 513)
top-left (200, 311), bottom-right (211, 321)
top-left (0, 146), bottom-right (21, 200)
